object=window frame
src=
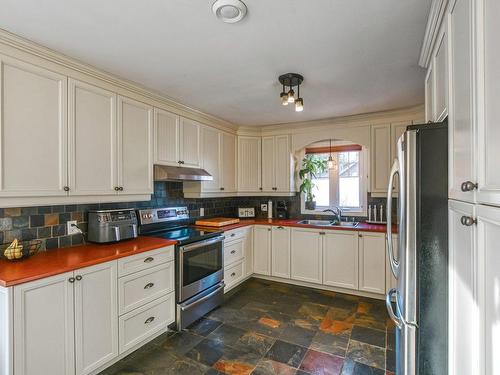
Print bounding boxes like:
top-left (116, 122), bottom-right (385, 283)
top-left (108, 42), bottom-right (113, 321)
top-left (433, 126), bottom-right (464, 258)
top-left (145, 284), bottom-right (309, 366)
top-left (300, 148), bottom-right (368, 217)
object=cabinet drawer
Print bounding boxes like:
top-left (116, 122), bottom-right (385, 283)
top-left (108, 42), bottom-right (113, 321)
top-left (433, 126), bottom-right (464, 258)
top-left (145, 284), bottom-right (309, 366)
top-left (117, 246), bottom-right (174, 277)
top-left (224, 228), bottom-right (247, 244)
top-left (118, 262), bottom-right (174, 315)
top-left (224, 260), bottom-right (245, 290)
top-left (224, 239), bottom-right (244, 266)
top-left (118, 292), bottom-right (174, 354)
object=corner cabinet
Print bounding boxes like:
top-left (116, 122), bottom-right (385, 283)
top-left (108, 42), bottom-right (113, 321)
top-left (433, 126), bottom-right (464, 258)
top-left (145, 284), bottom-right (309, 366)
top-left (261, 135), bottom-right (295, 194)
top-left (0, 55), bottom-right (68, 197)
top-left (238, 136), bottom-right (262, 193)
top-left (253, 225), bottom-right (271, 275)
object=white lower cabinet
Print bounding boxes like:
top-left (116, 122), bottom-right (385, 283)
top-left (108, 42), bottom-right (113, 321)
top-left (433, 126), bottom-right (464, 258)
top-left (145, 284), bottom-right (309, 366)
top-left (271, 226), bottom-right (291, 279)
top-left (358, 232), bottom-right (386, 294)
top-left (13, 272), bottom-right (75, 375)
top-left (223, 227), bottom-right (253, 292)
top-left (243, 227), bottom-right (254, 277)
top-left (224, 260), bottom-right (245, 291)
top-left (253, 226), bottom-right (272, 276)
top-left (290, 228), bottom-right (323, 284)
top-left (322, 230), bottom-right (358, 290)
top-left (74, 262), bottom-right (118, 375)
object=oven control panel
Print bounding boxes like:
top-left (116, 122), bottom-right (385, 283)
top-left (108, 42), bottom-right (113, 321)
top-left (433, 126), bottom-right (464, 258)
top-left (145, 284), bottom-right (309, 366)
top-left (138, 207), bottom-right (189, 225)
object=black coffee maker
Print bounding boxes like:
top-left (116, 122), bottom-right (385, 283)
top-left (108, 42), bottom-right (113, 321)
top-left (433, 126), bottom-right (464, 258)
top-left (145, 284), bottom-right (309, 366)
top-left (276, 201), bottom-right (289, 219)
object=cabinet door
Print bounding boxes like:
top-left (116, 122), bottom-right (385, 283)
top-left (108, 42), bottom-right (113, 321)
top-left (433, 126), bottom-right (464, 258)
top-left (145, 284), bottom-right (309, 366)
top-left (370, 124), bottom-right (391, 193)
top-left (68, 79), bottom-right (117, 195)
top-left (271, 226), bottom-right (291, 278)
top-left (476, 0), bottom-right (500, 206)
top-left (386, 234), bottom-right (398, 292)
top-left (448, 200), bottom-right (477, 375)
top-left (154, 108), bottom-right (179, 166)
top-left (117, 96), bottom-right (153, 195)
top-left (275, 135), bottom-right (293, 192)
top-left (261, 136), bottom-right (275, 192)
top-left (434, 24), bottom-right (448, 122)
top-left (14, 272), bottom-right (75, 375)
top-left (0, 56), bottom-right (68, 197)
top-left (179, 117), bottom-right (201, 168)
top-left (323, 231), bottom-right (358, 290)
top-left (291, 228), bottom-right (322, 284)
top-left (449, 0), bottom-right (475, 202)
top-left (358, 232), bottom-right (386, 294)
top-left (253, 226), bottom-right (271, 275)
top-left (238, 137), bottom-right (262, 192)
top-left (425, 65), bottom-right (434, 122)
top-left (244, 226), bottom-right (254, 277)
top-left (201, 126), bottom-right (221, 192)
top-left (221, 132), bottom-right (237, 192)
top-left (74, 261), bottom-right (118, 375)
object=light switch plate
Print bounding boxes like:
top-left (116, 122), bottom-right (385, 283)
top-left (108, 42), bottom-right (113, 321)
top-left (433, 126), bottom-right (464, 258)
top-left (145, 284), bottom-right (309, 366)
top-left (238, 207), bottom-right (255, 218)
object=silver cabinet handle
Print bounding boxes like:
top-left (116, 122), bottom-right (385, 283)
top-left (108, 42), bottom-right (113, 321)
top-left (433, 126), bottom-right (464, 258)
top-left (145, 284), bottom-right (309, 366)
top-left (144, 316), bottom-right (155, 324)
top-left (144, 282), bottom-right (154, 289)
top-left (75, 275), bottom-right (82, 281)
top-left (461, 181), bottom-right (478, 192)
top-left (68, 277), bottom-right (75, 283)
top-left (144, 257), bottom-right (154, 263)
top-left (461, 216), bottom-right (477, 226)
top-left (386, 159), bottom-right (400, 279)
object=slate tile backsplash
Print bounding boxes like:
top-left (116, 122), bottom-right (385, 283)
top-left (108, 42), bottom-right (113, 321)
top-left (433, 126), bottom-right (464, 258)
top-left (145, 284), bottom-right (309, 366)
top-left (0, 181), bottom-right (393, 252)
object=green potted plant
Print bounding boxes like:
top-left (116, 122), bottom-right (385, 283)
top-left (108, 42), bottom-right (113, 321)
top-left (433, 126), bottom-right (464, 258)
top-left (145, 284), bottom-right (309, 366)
top-left (299, 154), bottom-right (327, 210)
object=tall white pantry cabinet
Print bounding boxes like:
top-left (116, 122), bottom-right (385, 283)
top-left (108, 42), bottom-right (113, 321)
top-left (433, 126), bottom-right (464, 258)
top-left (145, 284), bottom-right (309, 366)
top-left (424, 0), bottom-right (500, 373)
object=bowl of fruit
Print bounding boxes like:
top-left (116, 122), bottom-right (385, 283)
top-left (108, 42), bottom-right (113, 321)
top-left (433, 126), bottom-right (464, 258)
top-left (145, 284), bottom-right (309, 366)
top-left (1, 239), bottom-right (42, 261)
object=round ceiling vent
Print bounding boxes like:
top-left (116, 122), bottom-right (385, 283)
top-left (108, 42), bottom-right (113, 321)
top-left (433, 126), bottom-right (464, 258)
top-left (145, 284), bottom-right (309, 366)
top-left (212, 0), bottom-right (247, 23)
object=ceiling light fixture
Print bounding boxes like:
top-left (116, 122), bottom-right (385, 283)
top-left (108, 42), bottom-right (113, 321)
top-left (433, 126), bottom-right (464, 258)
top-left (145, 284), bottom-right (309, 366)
top-left (278, 73), bottom-right (304, 112)
top-left (327, 139), bottom-right (335, 169)
top-left (212, 0), bottom-right (247, 23)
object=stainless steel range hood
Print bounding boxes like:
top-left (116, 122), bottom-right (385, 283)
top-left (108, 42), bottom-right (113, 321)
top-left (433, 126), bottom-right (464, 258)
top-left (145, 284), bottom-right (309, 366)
top-left (154, 165), bottom-right (213, 181)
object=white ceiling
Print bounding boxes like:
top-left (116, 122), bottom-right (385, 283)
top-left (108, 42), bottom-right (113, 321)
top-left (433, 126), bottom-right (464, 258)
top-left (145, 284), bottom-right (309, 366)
top-left (0, 0), bottom-right (431, 126)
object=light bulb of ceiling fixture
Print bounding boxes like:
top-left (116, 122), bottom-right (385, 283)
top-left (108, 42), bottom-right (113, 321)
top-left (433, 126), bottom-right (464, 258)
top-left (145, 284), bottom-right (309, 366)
top-left (327, 155), bottom-right (334, 169)
top-left (295, 98), bottom-right (304, 112)
top-left (287, 88), bottom-right (295, 103)
top-left (280, 92), bottom-right (288, 106)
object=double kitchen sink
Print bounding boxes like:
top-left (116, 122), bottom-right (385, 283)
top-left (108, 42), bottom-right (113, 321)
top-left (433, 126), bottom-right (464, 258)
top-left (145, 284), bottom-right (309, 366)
top-left (296, 219), bottom-right (359, 227)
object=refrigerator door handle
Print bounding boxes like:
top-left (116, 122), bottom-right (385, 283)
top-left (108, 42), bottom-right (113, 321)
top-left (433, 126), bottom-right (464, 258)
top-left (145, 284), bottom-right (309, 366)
top-left (386, 288), bottom-right (402, 328)
top-left (386, 160), bottom-right (400, 278)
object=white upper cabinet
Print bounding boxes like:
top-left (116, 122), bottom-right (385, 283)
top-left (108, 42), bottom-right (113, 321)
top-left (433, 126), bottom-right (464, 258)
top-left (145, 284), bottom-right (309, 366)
top-left (290, 228), bottom-right (323, 284)
top-left (271, 226), bottom-right (291, 279)
top-left (154, 108), bottom-right (179, 166)
top-left (253, 225), bottom-right (271, 275)
top-left (200, 126), bottom-right (221, 192)
top-left (261, 135), bottom-right (294, 193)
top-left (0, 55), bottom-right (68, 197)
top-left (449, 0), bottom-right (475, 203)
top-left (14, 272), bottom-right (75, 375)
top-left (476, 0), bottom-right (500, 207)
top-left (238, 136), bottom-right (262, 192)
top-left (433, 22), bottom-right (449, 122)
top-left (179, 117), bottom-right (201, 168)
top-left (323, 230), bottom-right (359, 290)
top-left (74, 262), bottom-right (118, 375)
top-left (68, 79), bottom-right (117, 195)
top-left (117, 96), bottom-right (153, 195)
top-left (221, 132), bottom-right (237, 193)
top-left (425, 65), bottom-right (434, 122)
top-left (358, 232), bottom-right (386, 294)
top-left (370, 124), bottom-right (391, 194)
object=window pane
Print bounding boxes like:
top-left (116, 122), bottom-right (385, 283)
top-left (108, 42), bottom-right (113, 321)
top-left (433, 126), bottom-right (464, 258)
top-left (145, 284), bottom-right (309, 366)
top-left (339, 151), bottom-right (359, 177)
top-left (339, 177), bottom-right (359, 207)
top-left (313, 176), bottom-right (329, 207)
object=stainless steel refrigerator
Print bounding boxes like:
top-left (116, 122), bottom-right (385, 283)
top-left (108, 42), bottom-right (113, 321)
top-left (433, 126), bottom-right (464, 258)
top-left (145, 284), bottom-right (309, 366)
top-left (385, 122), bottom-right (448, 375)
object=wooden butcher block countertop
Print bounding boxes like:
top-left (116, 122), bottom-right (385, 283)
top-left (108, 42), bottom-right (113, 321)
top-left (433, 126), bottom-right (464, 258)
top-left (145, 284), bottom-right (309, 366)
top-left (0, 236), bottom-right (177, 287)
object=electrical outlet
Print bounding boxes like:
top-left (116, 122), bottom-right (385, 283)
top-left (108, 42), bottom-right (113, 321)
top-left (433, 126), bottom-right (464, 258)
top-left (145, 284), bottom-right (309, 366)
top-left (261, 204), bottom-right (268, 212)
top-left (67, 220), bottom-right (79, 235)
top-left (200, 207), bottom-right (204, 217)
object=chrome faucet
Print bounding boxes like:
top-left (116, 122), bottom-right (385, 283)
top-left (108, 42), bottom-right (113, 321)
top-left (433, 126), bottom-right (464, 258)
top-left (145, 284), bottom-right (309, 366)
top-left (323, 207), bottom-right (342, 224)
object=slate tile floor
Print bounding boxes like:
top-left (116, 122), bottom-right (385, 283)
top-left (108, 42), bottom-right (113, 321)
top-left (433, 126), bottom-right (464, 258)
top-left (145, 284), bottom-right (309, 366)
top-left (100, 278), bottom-right (396, 375)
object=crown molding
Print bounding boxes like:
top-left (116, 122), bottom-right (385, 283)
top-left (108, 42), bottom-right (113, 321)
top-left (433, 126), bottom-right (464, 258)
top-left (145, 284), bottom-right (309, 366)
top-left (418, 0), bottom-right (449, 68)
top-left (0, 28), bottom-right (238, 131)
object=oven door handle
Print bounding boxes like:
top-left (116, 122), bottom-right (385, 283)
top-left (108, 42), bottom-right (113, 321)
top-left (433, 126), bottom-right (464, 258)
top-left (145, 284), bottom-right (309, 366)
top-left (179, 282), bottom-right (225, 311)
top-left (180, 235), bottom-right (225, 252)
